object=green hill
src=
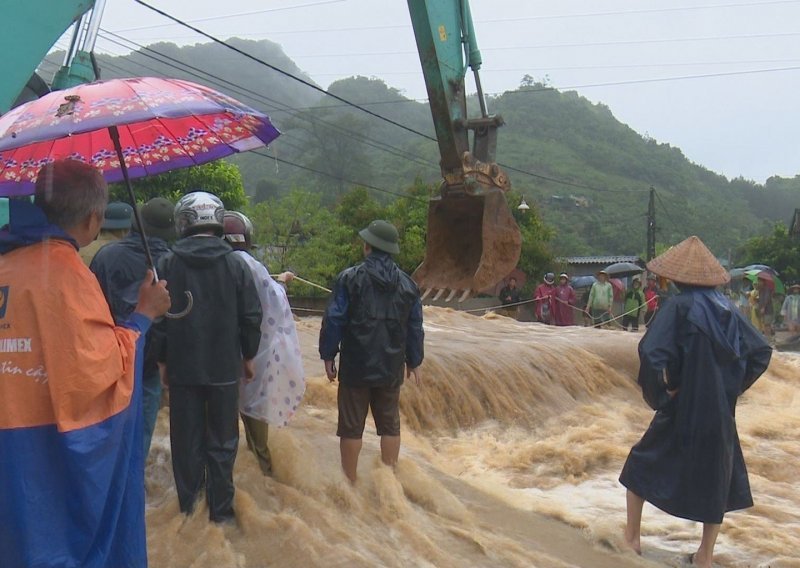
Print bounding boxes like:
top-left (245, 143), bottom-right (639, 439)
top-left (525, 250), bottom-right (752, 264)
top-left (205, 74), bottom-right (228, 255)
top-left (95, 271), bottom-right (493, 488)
top-left (44, 40), bottom-right (800, 259)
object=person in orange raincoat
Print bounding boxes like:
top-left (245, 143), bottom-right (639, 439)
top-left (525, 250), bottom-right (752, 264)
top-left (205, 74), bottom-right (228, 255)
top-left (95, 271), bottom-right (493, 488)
top-left (0, 160), bottom-right (170, 568)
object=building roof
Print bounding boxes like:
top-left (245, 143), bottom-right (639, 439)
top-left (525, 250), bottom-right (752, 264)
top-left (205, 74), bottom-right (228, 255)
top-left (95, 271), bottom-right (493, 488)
top-left (558, 255), bottom-right (642, 265)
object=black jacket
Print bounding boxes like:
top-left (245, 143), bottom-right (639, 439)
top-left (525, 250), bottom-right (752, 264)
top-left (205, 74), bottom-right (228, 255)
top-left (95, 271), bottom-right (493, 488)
top-left (319, 251), bottom-right (424, 388)
top-left (156, 235), bottom-right (262, 386)
top-left (619, 289), bottom-right (772, 524)
top-left (90, 232), bottom-right (171, 377)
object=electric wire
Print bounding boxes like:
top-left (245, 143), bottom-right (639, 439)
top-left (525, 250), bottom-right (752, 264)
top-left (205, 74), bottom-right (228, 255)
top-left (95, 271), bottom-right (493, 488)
top-left (121, 6), bottom-right (654, 194)
top-left (96, 31), bottom-right (441, 170)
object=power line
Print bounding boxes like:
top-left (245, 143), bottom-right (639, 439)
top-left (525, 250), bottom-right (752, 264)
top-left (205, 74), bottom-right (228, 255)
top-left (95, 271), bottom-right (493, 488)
top-left (654, 190), bottom-right (683, 234)
top-left (133, 0), bottom-right (436, 143)
top-left (252, 150), bottom-right (428, 202)
top-left (121, 6), bottom-right (646, 194)
top-left (96, 30), bottom-right (440, 171)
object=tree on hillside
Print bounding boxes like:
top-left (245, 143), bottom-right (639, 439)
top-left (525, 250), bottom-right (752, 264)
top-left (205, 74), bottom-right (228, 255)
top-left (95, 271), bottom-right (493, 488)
top-left (110, 161), bottom-right (247, 210)
top-left (738, 222), bottom-right (800, 283)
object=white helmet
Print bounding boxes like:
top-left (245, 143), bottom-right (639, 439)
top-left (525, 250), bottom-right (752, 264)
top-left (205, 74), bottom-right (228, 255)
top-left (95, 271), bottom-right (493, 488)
top-left (174, 191), bottom-right (225, 237)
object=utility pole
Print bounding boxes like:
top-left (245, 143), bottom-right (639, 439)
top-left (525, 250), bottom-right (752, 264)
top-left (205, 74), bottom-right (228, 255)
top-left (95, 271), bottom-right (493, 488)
top-left (646, 187), bottom-right (656, 261)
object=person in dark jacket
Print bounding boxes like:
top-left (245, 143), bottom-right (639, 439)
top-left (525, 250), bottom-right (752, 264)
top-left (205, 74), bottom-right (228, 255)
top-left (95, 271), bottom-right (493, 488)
top-left (619, 236), bottom-right (772, 568)
top-left (319, 220), bottom-right (424, 484)
top-left (156, 191), bottom-right (262, 523)
top-left (90, 197), bottom-right (176, 457)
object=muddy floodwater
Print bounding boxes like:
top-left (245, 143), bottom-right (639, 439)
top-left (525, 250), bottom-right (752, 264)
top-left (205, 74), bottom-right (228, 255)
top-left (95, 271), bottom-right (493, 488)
top-left (143, 308), bottom-right (800, 567)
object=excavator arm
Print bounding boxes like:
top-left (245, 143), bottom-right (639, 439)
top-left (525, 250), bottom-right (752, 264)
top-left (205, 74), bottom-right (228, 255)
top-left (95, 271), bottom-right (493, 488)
top-left (407, 0), bottom-right (521, 302)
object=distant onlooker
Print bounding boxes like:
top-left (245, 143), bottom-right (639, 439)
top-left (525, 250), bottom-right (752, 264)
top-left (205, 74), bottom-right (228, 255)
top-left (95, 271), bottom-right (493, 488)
top-left (587, 270), bottom-right (614, 328)
top-left (499, 277), bottom-right (521, 306)
top-left (621, 277), bottom-right (646, 331)
top-left (781, 284), bottom-right (800, 333)
top-left (756, 275), bottom-right (774, 338)
top-left (534, 273), bottom-right (556, 324)
top-left (552, 273), bottom-right (577, 326)
top-left (643, 275), bottom-right (660, 326)
top-left (80, 201), bottom-right (132, 265)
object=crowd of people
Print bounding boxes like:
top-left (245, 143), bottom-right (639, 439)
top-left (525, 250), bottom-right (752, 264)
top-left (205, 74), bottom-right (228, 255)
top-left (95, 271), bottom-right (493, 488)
top-left (501, 269), bottom-right (657, 330)
top-left (0, 160), bottom-right (423, 566)
top-left (0, 159), bottom-right (783, 568)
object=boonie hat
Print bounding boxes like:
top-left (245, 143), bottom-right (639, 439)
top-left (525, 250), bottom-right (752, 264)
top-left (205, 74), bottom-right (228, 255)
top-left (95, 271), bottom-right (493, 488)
top-left (359, 220), bottom-right (400, 254)
top-left (102, 201), bottom-right (133, 231)
top-left (646, 235), bottom-right (729, 287)
top-left (133, 197), bottom-right (175, 241)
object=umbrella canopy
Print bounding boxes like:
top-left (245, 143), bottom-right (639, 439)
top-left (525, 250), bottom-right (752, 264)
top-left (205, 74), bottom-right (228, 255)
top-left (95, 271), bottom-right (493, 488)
top-left (745, 269), bottom-right (784, 294)
top-left (0, 77), bottom-right (280, 195)
top-left (729, 267), bottom-right (747, 279)
top-left (571, 275), bottom-right (596, 289)
top-left (744, 264), bottom-right (778, 275)
top-left (604, 261), bottom-right (644, 278)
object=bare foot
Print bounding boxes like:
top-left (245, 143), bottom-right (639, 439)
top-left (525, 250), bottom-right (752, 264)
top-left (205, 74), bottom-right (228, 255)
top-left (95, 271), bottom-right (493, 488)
top-left (689, 552), bottom-right (712, 568)
top-left (622, 531), bottom-right (641, 555)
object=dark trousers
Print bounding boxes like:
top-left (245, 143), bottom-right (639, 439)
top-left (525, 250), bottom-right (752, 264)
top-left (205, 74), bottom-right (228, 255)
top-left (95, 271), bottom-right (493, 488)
top-left (169, 384), bottom-right (239, 522)
top-left (621, 314), bottom-right (639, 331)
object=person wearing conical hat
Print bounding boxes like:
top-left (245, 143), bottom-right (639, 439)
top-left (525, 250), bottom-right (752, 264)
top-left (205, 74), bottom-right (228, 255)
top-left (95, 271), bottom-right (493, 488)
top-left (619, 236), bottom-right (772, 568)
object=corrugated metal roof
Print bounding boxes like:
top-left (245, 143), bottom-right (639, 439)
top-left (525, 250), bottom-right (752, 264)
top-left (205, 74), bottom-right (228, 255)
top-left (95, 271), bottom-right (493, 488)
top-left (558, 256), bottom-right (642, 265)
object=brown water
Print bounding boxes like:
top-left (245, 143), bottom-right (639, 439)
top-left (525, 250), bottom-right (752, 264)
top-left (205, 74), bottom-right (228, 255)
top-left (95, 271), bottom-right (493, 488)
top-left (144, 308), bottom-right (800, 567)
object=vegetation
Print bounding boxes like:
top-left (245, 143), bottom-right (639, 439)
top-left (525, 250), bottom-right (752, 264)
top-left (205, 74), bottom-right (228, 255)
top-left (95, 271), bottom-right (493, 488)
top-left (66, 38), bottom-right (799, 277)
top-left (109, 160), bottom-right (247, 209)
top-left (738, 223), bottom-right (800, 283)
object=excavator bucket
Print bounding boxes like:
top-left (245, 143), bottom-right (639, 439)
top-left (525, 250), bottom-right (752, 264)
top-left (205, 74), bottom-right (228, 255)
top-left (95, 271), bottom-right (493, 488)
top-left (413, 189), bottom-right (521, 301)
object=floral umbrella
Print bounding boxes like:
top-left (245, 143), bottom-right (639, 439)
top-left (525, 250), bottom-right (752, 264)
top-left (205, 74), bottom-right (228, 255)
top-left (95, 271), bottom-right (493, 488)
top-left (0, 77), bottom-right (280, 317)
top-left (0, 77), bottom-right (279, 194)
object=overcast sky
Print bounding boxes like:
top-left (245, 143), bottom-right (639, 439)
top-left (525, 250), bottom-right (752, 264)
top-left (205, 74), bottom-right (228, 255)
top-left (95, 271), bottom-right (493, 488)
top-left (85, 0), bottom-right (800, 183)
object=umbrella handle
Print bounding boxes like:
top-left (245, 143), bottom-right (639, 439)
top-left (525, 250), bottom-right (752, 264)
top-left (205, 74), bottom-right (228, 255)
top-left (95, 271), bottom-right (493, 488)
top-left (165, 291), bottom-right (193, 319)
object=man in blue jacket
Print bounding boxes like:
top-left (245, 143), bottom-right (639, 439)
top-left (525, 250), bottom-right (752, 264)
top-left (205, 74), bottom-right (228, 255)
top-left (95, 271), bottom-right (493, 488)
top-left (320, 220), bottom-right (424, 483)
top-left (91, 197), bottom-right (176, 457)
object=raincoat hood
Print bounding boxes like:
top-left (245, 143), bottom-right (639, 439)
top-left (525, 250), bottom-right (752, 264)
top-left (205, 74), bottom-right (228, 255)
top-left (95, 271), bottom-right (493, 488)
top-left (171, 234), bottom-right (232, 267)
top-left (684, 287), bottom-right (741, 360)
top-left (0, 199), bottom-right (77, 254)
top-left (363, 250), bottom-right (399, 291)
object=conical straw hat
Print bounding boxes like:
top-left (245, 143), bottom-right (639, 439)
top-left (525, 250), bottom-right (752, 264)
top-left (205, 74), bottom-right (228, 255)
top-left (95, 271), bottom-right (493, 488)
top-left (646, 236), bottom-right (729, 287)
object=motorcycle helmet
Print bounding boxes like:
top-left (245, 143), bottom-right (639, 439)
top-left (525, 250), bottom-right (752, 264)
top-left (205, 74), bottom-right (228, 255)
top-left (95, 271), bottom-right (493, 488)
top-left (223, 211), bottom-right (254, 249)
top-left (174, 191), bottom-right (225, 237)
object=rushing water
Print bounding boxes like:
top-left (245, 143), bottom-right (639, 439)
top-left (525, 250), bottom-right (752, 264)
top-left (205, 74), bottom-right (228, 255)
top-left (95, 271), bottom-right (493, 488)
top-left (144, 308), bottom-right (800, 567)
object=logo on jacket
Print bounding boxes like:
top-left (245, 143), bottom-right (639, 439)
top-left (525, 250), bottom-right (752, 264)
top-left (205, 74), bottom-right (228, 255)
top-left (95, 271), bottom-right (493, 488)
top-left (0, 286), bottom-right (8, 319)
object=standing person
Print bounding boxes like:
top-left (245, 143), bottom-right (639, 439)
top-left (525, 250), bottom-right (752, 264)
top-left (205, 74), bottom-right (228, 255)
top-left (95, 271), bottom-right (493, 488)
top-left (79, 201), bottom-right (132, 265)
top-left (498, 276), bottom-right (521, 319)
top-left (552, 273), bottom-right (577, 326)
top-left (223, 211), bottom-right (305, 476)
top-left (621, 277), bottom-right (646, 331)
top-left (587, 270), bottom-right (614, 328)
top-left (620, 236), bottom-right (772, 568)
top-left (534, 272), bottom-right (556, 324)
top-left (90, 197), bottom-right (176, 457)
top-left (156, 191), bottom-right (262, 523)
top-left (780, 284), bottom-right (800, 333)
top-left (643, 274), bottom-right (660, 326)
top-left (319, 220), bottom-right (424, 484)
top-left (756, 274), bottom-right (775, 339)
top-left (0, 160), bottom-right (171, 567)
